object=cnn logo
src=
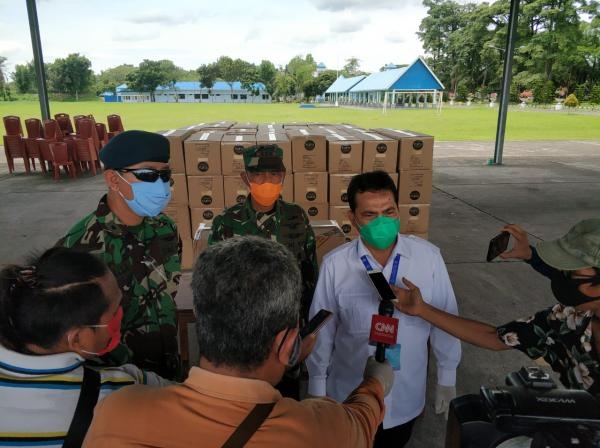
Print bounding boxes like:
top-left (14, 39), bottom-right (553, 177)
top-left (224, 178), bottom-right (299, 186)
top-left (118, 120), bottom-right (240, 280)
top-left (375, 322), bottom-right (396, 334)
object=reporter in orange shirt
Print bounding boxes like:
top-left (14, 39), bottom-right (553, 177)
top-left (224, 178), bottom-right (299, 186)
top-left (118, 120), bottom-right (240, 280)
top-left (84, 236), bottom-right (393, 448)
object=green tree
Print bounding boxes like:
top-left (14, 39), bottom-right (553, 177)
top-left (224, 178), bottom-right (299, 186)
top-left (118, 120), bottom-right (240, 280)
top-left (304, 69), bottom-right (338, 99)
top-left (12, 62), bottom-right (36, 94)
top-left (257, 60), bottom-right (277, 97)
top-left (342, 57), bottom-right (361, 76)
top-left (197, 62), bottom-right (219, 100)
top-left (47, 53), bottom-right (93, 100)
top-left (94, 64), bottom-right (135, 95)
top-left (285, 54), bottom-right (316, 100)
top-left (590, 83), bottom-right (600, 103)
top-left (0, 56), bottom-right (10, 100)
top-left (564, 93), bottom-right (579, 107)
top-left (126, 59), bottom-right (176, 102)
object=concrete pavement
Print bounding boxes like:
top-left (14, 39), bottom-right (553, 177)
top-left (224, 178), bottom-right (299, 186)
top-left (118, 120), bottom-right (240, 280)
top-left (1, 140), bottom-right (600, 447)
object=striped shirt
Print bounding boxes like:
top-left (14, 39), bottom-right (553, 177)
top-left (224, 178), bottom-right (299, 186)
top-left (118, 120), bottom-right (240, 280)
top-left (0, 344), bottom-right (170, 447)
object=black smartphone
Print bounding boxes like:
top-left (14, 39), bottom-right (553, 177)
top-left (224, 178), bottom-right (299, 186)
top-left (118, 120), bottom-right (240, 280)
top-left (300, 309), bottom-right (333, 338)
top-left (486, 231), bottom-right (510, 262)
top-left (367, 271), bottom-right (396, 302)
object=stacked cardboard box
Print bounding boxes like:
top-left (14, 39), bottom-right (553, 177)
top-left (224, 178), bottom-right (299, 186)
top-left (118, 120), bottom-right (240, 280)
top-left (372, 129), bottom-right (434, 240)
top-left (161, 123), bottom-right (435, 269)
top-left (286, 128), bottom-right (328, 221)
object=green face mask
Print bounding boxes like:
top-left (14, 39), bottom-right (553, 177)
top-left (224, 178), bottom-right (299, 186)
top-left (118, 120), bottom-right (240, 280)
top-left (358, 216), bottom-right (400, 250)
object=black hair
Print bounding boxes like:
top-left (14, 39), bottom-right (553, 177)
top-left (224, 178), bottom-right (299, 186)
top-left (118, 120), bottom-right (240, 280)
top-left (347, 171), bottom-right (399, 212)
top-left (0, 247), bottom-right (110, 353)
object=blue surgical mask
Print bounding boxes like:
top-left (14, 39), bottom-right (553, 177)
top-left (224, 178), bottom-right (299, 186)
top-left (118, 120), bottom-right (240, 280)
top-left (118, 173), bottom-right (171, 217)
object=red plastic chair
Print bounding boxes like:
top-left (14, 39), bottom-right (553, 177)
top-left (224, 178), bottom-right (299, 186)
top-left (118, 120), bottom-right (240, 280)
top-left (107, 114), bottom-right (124, 139)
top-left (73, 118), bottom-right (100, 175)
top-left (3, 135), bottom-right (30, 173)
top-left (24, 118), bottom-right (46, 173)
top-left (43, 119), bottom-right (77, 169)
top-left (39, 140), bottom-right (76, 181)
top-left (73, 115), bottom-right (86, 135)
top-left (3, 115), bottom-right (23, 136)
top-left (54, 113), bottom-right (74, 136)
top-left (95, 122), bottom-right (109, 148)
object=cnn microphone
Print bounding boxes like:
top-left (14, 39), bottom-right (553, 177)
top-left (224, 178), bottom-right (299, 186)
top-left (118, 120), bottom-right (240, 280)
top-left (369, 299), bottom-right (399, 363)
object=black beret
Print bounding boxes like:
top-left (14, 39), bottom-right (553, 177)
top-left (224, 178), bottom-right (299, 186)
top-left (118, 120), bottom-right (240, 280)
top-left (99, 130), bottom-right (170, 169)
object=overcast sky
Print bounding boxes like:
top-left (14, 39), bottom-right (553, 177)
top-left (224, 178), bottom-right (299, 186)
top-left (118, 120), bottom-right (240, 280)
top-left (1, 0), bottom-right (483, 77)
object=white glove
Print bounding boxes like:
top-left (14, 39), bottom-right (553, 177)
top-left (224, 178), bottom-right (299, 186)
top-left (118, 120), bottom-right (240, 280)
top-left (435, 384), bottom-right (456, 419)
top-left (363, 356), bottom-right (394, 396)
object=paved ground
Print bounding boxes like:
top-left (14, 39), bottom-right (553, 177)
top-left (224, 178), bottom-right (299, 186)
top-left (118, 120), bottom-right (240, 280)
top-left (1, 140), bottom-right (600, 446)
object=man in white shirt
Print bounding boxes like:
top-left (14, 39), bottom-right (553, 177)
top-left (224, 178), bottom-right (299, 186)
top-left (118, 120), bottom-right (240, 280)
top-left (307, 171), bottom-right (461, 447)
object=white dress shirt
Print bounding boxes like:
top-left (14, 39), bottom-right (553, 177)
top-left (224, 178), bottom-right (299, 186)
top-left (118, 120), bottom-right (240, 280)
top-left (307, 234), bottom-right (461, 429)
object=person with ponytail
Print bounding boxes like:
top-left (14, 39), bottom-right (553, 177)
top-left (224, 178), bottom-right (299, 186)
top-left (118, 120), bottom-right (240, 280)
top-left (0, 247), bottom-right (170, 447)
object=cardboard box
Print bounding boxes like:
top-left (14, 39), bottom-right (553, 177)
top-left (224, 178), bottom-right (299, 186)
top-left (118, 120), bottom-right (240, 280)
top-left (255, 132), bottom-right (292, 173)
top-left (221, 134), bottom-right (257, 175)
top-left (329, 205), bottom-right (358, 238)
top-left (398, 204), bottom-right (430, 233)
top-left (372, 128), bottom-right (434, 170)
top-left (231, 122), bottom-right (258, 129)
top-left (170, 173), bottom-right (188, 205)
top-left (184, 131), bottom-right (223, 175)
top-left (190, 207), bottom-right (223, 237)
top-left (398, 170), bottom-right (433, 204)
top-left (311, 220), bottom-right (348, 265)
top-left (160, 127), bottom-right (197, 174)
top-left (286, 129), bottom-right (326, 172)
top-left (295, 202), bottom-right (328, 221)
top-left (223, 175), bottom-right (249, 207)
top-left (326, 133), bottom-right (363, 173)
top-left (180, 238), bottom-right (195, 271)
top-left (355, 131), bottom-right (398, 172)
top-left (388, 172), bottom-right (399, 190)
top-left (163, 204), bottom-right (192, 240)
top-left (293, 172), bottom-right (328, 203)
top-left (328, 173), bottom-right (357, 206)
top-left (258, 123), bottom-right (284, 133)
top-left (187, 175), bottom-right (224, 208)
top-left (281, 173), bottom-right (294, 203)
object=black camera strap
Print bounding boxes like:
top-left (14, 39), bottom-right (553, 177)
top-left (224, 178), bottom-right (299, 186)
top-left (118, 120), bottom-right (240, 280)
top-left (221, 402), bottom-right (276, 448)
top-left (63, 366), bottom-right (101, 448)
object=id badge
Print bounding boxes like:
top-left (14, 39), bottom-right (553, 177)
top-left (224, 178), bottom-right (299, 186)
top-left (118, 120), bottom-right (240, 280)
top-left (387, 344), bottom-right (402, 371)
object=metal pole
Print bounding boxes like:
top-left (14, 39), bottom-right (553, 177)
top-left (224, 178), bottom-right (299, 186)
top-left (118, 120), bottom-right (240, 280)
top-left (493, 0), bottom-right (520, 165)
top-left (26, 0), bottom-right (50, 121)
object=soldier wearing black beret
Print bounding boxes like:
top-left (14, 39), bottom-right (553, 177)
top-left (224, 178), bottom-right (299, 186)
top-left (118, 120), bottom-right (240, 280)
top-left (56, 130), bottom-right (182, 380)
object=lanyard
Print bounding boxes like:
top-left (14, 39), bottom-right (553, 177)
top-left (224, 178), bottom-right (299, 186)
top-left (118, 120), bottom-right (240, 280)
top-left (360, 253), bottom-right (401, 285)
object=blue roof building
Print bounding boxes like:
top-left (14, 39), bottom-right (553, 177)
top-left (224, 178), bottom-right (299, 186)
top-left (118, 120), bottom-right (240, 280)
top-left (326, 58), bottom-right (444, 110)
top-left (112, 81), bottom-right (270, 103)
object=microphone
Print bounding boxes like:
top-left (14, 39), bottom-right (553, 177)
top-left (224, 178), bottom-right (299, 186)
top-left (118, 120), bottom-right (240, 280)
top-left (369, 299), bottom-right (399, 362)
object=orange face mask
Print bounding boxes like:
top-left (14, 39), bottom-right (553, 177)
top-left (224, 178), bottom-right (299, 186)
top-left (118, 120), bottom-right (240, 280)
top-left (249, 182), bottom-right (283, 207)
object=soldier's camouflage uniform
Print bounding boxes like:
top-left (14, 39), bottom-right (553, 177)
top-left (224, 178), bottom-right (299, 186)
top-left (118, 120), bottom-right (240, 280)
top-left (56, 195), bottom-right (181, 380)
top-left (209, 196), bottom-right (318, 322)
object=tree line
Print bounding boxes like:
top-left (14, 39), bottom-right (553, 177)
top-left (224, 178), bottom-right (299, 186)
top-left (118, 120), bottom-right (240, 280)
top-left (0, 52), bottom-right (362, 103)
top-left (2, 0), bottom-right (599, 104)
top-left (419, 0), bottom-right (600, 103)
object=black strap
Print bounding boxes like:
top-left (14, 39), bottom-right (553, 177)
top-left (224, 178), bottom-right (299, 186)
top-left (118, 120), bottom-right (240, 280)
top-left (63, 366), bottom-right (102, 448)
top-left (221, 402), bottom-right (276, 448)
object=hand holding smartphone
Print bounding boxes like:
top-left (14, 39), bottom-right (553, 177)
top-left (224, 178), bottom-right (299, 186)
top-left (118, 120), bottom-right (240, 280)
top-left (486, 231), bottom-right (510, 262)
top-left (300, 309), bottom-right (333, 339)
top-left (367, 271), bottom-right (396, 302)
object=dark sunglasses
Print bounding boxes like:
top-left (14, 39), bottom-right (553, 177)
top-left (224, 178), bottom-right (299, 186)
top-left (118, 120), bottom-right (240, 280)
top-left (118, 168), bottom-right (172, 183)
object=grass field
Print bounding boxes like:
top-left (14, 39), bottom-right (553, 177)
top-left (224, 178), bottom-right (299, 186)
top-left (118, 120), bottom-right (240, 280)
top-left (2, 100), bottom-right (599, 141)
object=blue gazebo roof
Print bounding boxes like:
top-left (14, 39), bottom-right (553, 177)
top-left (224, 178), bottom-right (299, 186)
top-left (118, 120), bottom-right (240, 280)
top-left (325, 75), bottom-right (366, 94)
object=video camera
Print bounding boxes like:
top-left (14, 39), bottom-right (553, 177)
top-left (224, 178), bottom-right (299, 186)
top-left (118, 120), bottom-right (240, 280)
top-left (445, 367), bottom-right (600, 448)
